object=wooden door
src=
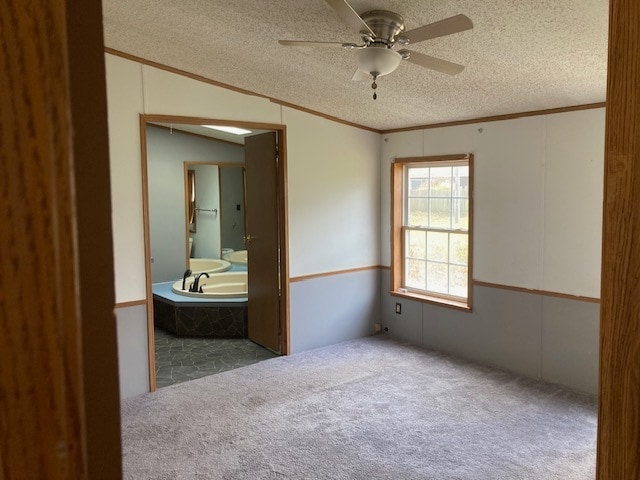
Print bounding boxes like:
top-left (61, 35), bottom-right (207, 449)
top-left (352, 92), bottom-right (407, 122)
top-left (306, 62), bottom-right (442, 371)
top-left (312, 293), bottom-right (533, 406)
top-left (1, 0), bottom-right (121, 478)
top-left (597, 0), bottom-right (640, 477)
top-left (244, 132), bottom-right (281, 352)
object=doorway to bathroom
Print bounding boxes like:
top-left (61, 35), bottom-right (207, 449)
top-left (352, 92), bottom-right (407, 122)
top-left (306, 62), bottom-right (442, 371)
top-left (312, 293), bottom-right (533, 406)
top-left (140, 115), bottom-right (289, 391)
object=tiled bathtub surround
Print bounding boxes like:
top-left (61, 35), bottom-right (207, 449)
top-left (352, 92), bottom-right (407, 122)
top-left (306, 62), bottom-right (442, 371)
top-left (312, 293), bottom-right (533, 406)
top-left (153, 297), bottom-right (248, 337)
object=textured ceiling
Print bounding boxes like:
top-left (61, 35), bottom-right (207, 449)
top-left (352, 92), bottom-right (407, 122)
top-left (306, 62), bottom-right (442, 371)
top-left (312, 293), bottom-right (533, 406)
top-left (102, 0), bottom-right (609, 131)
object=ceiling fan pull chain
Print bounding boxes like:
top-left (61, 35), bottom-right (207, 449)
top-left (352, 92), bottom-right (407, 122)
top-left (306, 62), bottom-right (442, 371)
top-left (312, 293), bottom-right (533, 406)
top-left (371, 73), bottom-right (378, 100)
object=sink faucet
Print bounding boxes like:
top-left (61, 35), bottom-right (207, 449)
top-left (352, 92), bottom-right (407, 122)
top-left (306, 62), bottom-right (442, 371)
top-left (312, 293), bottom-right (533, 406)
top-left (181, 269), bottom-right (192, 290)
top-left (190, 272), bottom-right (210, 293)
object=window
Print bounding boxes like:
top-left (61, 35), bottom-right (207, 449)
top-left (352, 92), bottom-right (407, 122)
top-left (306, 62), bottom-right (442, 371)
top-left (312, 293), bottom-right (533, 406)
top-left (391, 154), bottom-right (473, 310)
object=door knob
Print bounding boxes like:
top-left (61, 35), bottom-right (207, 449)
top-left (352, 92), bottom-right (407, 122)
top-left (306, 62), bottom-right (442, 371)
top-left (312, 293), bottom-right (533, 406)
top-left (244, 234), bottom-right (257, 244)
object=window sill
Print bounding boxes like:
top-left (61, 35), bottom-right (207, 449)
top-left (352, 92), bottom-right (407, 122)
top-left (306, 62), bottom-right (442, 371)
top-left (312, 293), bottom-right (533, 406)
top-left (390, 290), bottom-right (472, 312)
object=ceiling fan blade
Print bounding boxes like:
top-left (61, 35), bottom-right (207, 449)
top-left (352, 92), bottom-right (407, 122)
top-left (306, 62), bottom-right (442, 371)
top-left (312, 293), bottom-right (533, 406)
top-left (279, 40), bottom-right (352, 47)
top-left (325, 0), bottom-right (375, 36)
top-left (401, 14), bottom-right (473, 44)
top-left (401, 50), bottom-right (465, 76)
top-left (351, 69), bottom-right (371, 82)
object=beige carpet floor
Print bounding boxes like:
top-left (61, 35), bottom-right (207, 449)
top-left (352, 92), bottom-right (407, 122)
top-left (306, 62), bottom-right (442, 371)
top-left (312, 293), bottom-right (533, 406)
top-left (121, 335), bottom-right (597, 479)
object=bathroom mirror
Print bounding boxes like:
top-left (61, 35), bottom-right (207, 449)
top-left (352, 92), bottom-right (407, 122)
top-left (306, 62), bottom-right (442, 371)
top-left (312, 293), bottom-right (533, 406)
top-left (185, 162), bottom-right (246, 260)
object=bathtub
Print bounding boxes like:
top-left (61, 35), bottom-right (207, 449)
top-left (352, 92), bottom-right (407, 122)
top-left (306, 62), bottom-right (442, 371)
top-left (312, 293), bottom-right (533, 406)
top-left (189, 257), bottom-right (231, 274)
top-left (223, 249), bottom-right (248, 266)
top-left (172, 271), bottom-right (248, 299)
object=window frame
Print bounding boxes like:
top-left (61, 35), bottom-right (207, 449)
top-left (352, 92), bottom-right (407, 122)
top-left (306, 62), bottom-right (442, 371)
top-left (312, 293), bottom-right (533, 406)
top-left (391, 154), bottom-right (474, 311)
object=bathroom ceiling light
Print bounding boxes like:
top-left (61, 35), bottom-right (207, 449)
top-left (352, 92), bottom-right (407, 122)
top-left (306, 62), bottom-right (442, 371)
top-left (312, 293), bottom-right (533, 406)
top-left (201, 125), bottom-right (253, 135)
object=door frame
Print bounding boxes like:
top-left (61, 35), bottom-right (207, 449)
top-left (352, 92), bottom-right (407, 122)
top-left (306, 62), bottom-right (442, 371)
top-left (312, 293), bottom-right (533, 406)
top-left (139, 114), bottom-right (290, 391)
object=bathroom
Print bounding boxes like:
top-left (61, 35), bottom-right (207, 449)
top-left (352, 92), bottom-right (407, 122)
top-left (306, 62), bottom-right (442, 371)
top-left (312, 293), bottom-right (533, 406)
top-left (145, 121), bottom-right (279, 387)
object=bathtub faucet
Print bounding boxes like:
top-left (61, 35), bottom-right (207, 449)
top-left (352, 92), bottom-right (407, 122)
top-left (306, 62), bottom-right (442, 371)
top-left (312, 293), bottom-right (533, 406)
top-left (190, 272), bottom-right (210, 293)
top-left (181, 269), bottom-right (192, 291)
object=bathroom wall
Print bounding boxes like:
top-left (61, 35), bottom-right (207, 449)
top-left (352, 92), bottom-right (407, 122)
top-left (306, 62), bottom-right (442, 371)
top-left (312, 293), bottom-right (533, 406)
top-left (105, 53), bottom-right (381, 397)
top-left (380, 109), bottom-right (605, 394)
top-left (146, 125), bottom-right (244, 283)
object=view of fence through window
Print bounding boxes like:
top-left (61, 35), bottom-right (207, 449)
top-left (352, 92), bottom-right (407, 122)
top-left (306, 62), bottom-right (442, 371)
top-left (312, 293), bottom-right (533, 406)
top-left (403, 162), bottom-right (469, 299)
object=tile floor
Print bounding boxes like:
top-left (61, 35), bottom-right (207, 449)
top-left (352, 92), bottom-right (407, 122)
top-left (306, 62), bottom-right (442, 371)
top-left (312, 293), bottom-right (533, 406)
top-left (154, 328), bottom-right (279, 388)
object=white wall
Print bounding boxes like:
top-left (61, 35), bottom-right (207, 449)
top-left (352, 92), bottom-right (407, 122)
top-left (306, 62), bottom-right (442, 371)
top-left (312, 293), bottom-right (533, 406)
top-left (542, 112), bottom-right (605, 296)
top-left (381, 109), bottom-right (605, 297)
top-left (106, 53), bottom-right (381, 397)
top-left (285, 108), bottom-right (381, 277)
top-left (107, 57), bottom-right (146, 304)
top-left (380, 109), bottom-right (605, 394)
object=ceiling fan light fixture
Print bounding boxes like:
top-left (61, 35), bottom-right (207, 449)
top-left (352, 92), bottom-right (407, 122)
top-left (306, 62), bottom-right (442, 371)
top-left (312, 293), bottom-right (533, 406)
top-left (355, 46), bottom-right (401, 76)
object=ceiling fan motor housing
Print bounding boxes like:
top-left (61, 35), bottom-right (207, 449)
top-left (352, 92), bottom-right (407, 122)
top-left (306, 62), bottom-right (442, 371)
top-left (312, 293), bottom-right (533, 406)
top-left (359, 10), bottom-right (406, 45)
top-left (355, 10), bottom-right (406, 77)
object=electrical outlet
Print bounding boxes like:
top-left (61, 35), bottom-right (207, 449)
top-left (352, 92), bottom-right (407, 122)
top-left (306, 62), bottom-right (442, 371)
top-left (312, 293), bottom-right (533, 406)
top-left (395, 302), bottom-right (402, 314)
top-left (374, 322), bottom-right (381, 333)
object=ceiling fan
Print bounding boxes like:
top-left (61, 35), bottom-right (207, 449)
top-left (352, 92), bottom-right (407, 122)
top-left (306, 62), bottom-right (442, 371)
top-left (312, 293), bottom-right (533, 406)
top-left (279, 0), bottom-right (473, 99)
